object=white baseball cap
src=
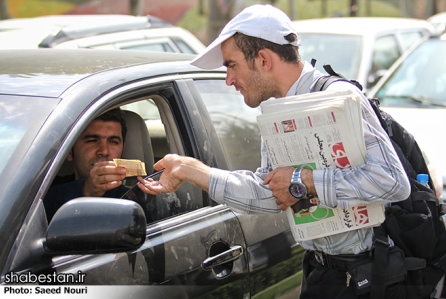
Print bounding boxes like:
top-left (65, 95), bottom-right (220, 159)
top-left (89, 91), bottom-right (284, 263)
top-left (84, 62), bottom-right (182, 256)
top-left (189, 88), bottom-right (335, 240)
top-left (191, 4), bottom-right (298, 69)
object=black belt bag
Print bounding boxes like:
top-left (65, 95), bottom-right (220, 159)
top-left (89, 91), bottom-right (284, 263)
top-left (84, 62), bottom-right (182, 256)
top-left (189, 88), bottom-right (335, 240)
top-left (348, 246), bottom-right (421, 295)
top-left (312, 246), bottom-right (426, 296)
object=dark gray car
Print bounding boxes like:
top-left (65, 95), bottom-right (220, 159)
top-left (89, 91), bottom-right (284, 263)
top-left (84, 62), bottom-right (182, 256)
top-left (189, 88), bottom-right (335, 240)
top-left (0, 49), bottom-right (303, 298)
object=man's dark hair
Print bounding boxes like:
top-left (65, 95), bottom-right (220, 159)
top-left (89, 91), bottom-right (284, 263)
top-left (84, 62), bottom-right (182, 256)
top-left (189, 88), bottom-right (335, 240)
top-left (233, 32), bottom-right (301, 69)
top-left (96, 108), bottom-right (127, 142)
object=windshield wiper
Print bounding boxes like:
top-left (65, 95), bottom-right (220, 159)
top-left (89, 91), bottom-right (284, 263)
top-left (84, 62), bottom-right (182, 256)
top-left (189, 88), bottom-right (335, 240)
top-left (382, 94), bottom-right (446, 108)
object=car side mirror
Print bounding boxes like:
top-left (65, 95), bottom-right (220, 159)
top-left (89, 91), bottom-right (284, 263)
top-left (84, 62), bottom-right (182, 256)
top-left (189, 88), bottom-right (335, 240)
top-left (367, 69), bottom-right (388, 89)
top-left (45, 198), bottom-right (146, 254)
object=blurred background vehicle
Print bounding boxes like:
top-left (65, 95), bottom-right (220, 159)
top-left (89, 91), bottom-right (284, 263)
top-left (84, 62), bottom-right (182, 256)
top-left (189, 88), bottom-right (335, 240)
top-left (0, 14), bottom-right (205, 53)
top-left (428, 11), bottom-right (446, 33)
top-left (368, 32), bottom-right (446, 199)
top-left (293, 17), bottom-right (435, 93)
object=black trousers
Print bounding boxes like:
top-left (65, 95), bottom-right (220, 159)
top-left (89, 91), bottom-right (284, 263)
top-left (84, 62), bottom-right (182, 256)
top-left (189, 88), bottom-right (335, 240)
top-left (299, 250), bottom-right (407, 299)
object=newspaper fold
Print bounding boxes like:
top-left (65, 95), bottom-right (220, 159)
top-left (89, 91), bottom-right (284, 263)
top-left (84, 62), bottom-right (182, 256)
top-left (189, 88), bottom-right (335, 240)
top-left (257, 89), bottom-right (385, 242)
top-left (113, 159), bottom-right (147, 177)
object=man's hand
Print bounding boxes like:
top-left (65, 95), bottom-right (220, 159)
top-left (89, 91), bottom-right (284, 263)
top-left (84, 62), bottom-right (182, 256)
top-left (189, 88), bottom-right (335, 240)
top-left (83, 161), bottom-right (126, 197)
top-left (264, 167), bottom-right (318, 211)
top-left (290, 197), bottom-right (319, 215)
top-left (137, 154), bottom-right (183, 195)
top-left (263, 166), bottom-right (298, 211)
top-left (137, 154), bottom-right (211, 195)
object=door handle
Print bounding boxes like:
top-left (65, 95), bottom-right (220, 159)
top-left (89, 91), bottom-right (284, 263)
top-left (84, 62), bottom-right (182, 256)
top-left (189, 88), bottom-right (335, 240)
top-left (202, 245), bottom-right (243, 271)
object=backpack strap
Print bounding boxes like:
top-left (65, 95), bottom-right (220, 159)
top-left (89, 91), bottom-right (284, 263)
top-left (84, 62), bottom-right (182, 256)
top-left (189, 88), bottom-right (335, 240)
top-left (310, 59), bottom-right (364, 92)
top-left (371, 226), bottom-right (389, 299)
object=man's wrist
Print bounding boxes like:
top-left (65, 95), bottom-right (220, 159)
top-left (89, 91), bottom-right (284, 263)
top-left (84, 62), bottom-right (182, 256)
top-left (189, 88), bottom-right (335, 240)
top-left (301, 168), bottom-right (317, 198)
top-left (176, 156), bottom-right (211, 192)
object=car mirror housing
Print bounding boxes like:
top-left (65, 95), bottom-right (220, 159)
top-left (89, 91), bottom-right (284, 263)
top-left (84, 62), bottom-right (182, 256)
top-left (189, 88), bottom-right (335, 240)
top-left (45, 198), bottom-right (146, 254)
top-left (367, 70), bottom-right (388, 89)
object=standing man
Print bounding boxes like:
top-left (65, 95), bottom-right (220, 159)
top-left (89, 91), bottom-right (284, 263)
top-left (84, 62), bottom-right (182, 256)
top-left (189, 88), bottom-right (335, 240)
top-left (44, 108), bottom-right (128, 222)
top-left (137, 4), bottom-right (410, 298)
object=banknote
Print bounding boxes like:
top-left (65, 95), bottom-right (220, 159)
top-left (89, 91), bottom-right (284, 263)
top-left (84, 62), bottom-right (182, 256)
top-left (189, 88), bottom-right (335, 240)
top-left (113, 159), bottom-right (147, 177)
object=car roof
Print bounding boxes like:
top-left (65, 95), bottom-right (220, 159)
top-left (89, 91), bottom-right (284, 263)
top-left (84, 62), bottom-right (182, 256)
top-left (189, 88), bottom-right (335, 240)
top-left (292, 17), bottom-right (435, 36)
top-left (0, 14), bottom-right (170, 31)
top-left (0, 14), bottom-right (193, 49)
top-left (427, 11), bottom-right (446, 23)
top-left (0, 49), bottom-right (199, 97)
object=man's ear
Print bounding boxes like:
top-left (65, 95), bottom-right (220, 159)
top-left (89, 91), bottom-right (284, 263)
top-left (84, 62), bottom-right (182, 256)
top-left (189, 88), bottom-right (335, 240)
top-left (257, 49), bottom-right (273, 71)
top-left (67, 150), bottom-right (74, 162)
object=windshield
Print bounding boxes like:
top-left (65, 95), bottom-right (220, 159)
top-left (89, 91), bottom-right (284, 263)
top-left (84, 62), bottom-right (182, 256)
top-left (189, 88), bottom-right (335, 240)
top-left (0, 95), bottom-right (57, 176)
top-left (375, 39), bottom-right (446, 107)
top-left (298, 33), bottom-right (362, 80)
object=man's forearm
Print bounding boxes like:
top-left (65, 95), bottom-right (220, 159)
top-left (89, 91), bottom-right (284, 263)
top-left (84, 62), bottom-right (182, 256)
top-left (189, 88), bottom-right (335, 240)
top-left (173, 156), bottom-right (211, 192)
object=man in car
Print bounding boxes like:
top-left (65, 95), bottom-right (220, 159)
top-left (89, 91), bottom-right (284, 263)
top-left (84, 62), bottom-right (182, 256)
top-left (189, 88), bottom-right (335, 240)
top-left (137, 4), bottom-right (410, 298)
top-left (43, 108), bottom-right (128, 222)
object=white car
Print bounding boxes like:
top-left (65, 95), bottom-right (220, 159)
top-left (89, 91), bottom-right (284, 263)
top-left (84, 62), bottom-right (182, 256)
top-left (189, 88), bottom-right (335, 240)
top-left (0, 14), bottom-right (205, 54)
top-left (293, 17), bottom-right (435, 93)
top-left (368, 32), bottom-right (446, 198)
top-left (428, 11), bottom-right (446, 33)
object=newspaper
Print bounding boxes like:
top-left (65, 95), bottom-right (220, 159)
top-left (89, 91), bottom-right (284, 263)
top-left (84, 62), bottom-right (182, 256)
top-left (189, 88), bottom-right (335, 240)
top-left (257, 89), bottom-right (385, 242)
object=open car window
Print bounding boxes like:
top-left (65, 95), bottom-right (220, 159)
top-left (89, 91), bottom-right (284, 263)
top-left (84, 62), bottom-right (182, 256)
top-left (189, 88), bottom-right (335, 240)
top-left (47, 91), bottom-right (204, 225)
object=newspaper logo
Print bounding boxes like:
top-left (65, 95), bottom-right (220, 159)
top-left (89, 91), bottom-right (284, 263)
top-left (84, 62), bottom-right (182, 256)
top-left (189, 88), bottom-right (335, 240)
top-left (353, 206), bottom-right (370, 225)
top-left (330, 142), bottom-right (351, 168)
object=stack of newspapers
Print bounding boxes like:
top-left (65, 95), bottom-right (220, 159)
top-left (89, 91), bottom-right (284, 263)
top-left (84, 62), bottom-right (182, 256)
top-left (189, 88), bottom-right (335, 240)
top-left (257, 89), bottom-right (385, 242)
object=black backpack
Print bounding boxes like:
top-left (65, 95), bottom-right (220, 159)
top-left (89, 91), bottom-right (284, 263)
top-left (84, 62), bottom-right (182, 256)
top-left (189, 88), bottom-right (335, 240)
top-left (311, 60), bottom-right (446, 299)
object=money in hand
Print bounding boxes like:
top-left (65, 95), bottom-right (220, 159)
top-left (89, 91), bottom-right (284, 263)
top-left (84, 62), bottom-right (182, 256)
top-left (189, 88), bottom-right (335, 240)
top-left (113, 159), bottom-right (147, 177)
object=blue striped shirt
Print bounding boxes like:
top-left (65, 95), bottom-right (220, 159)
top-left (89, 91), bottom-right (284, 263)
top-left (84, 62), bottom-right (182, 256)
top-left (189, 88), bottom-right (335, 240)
top-left (208, 62), bottom-right (410, 254)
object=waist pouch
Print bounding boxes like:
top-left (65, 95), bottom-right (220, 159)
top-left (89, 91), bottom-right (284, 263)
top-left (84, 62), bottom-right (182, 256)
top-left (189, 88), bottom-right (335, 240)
top-left (348, 246), bottom-right (409, 295)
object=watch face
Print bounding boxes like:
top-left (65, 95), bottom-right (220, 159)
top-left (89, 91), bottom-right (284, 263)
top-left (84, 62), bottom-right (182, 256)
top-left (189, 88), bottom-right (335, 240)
top-left (289, 182), bottom-right (307, 199)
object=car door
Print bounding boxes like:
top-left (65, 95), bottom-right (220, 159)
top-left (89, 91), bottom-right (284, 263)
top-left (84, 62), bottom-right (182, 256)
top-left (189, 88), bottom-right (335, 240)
top-left (114, 75), bottom-right (303, 297)
top-left (54, 80), bottom-right (250, 298)
top-left (175, 77), bottom-right (304, 298)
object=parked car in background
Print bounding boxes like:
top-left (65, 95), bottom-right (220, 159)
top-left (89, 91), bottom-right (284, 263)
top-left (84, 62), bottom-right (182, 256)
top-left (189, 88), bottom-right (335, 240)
top-left (293, 17), bottom-right (435, 93)
top-left (427, 11), bottom-right (446, 33)
top-left (0, 15), bottom-right (205, 53)
top-left (368, 32), bottom-right (446, 199)
top-left (0, 49), bottom-right (301, 298)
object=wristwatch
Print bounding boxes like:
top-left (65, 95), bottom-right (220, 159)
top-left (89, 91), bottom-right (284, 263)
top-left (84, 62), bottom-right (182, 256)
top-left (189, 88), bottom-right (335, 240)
top-left (289, 168), bottom-right (307, 199)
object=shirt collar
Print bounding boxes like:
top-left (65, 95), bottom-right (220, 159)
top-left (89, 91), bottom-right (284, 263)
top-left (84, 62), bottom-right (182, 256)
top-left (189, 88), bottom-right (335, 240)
top-left (285, 61), bottom-right (315, 96)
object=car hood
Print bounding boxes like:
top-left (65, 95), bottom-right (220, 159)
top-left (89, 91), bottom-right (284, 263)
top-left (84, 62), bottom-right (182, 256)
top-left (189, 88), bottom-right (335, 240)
top-left (382, 106), bottom-right (446, 194)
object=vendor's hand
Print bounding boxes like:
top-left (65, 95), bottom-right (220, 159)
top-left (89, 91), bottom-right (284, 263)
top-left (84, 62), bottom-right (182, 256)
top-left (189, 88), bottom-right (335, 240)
top-left (137, 154), bottom-right (185, 195)
top-left (290, 197), bottom-right (319, 216)
top-left (83, 160), bottom-right (126, 197)
top-left (263, 167), bottom-right (298, 211)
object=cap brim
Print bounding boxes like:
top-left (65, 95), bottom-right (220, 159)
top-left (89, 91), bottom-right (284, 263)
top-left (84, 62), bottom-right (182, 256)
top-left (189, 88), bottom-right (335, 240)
top-left (191, 32), bottom-right (234, 69)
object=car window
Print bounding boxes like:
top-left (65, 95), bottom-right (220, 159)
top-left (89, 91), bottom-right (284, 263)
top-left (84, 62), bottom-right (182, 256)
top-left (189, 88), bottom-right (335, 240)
top-left (120, 97), bottom-right (204, 222)
top-left (91, 39), bottom-right (177, 52)
top-left (48, 95), bottom-right (204, 225)
top-left (193, 80), bottom-right (262, 172)
top-left (119, 42), bottom-right (175, 52)
top-left (172, 38), bottom-right (196, 54)
top-left (298, 33), bottom-right (362, 80)
top-left (399, 31), bottom-right (425, 51)
top-left (376, 39), bottom-right (446, 106)
top-left (372, 34), bottom-right (400, 73)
